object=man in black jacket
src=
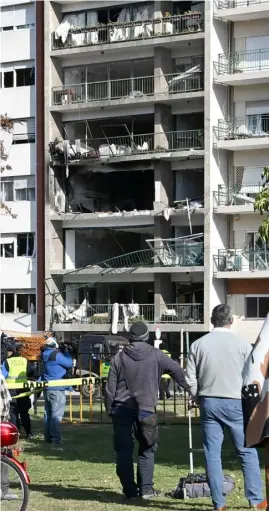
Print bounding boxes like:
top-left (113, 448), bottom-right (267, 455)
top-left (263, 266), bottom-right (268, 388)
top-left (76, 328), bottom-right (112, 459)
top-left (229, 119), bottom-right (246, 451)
top-left (105, 322), bottom-right (189, 500)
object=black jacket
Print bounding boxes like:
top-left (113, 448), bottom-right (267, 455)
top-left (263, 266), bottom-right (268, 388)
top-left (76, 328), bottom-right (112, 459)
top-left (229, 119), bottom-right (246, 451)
top-left (105, 342), bottom-right (189, 414)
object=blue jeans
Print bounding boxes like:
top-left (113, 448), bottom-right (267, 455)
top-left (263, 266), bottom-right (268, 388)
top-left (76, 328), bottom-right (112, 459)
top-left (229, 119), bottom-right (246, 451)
top-left (44, 390), bottom-right (66, 444)
top-left (200, 397), bottom-right (263, 509)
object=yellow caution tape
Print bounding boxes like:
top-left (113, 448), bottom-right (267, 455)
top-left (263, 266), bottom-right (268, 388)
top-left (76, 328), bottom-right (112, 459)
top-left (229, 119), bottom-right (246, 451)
top-left (7, 376), bottom-right (107, 391)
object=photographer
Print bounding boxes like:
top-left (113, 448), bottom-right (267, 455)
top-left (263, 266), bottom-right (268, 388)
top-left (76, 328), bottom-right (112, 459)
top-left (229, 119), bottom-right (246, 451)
top-left (40, 337), bottom-right (72, 446)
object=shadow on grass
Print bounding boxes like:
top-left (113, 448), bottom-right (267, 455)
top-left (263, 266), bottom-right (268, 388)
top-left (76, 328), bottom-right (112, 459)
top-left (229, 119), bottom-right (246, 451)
top-left (29, 483), bottom-right (215, 508)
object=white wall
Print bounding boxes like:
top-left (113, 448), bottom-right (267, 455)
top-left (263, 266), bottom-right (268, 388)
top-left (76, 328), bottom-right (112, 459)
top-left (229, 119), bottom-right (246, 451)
top-left (233, 215), bottom-right (262, 248)
top-left (0, 259), bottom-right (36, 289)
top-left (233, 149), bottom-right (269, 167)
top-left (2, 143), bottom-right (36, 177)
top-left (0, 313), bottom-right (37, 333)
top-left (1, 86), bottom-right (35, 118)
top-left (0, 29), bottom-right (35, 63)
top-left (227, 294), bottom-right (264, 343)
top-left (1, 202), bottom-right (36, 233)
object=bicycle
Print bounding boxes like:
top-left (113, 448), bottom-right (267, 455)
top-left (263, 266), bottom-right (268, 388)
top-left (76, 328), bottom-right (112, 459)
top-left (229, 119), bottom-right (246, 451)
top-left (1, 422), bottom-right (30, 510)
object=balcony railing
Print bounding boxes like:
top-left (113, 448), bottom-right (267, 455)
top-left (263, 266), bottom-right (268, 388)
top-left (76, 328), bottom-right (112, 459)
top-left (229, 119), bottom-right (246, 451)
top-left (216, 49), bottom-right (269, 75)
top-left (217, 0), bottom-right (268, 8)
top-left (214, 116), bottom-right (269, 140)
top-left (52, 13), bottom-right (204, 51)
top-left (214, 184), bottom-right (262, 206)
top-left (52, 72), bottom-right (204, 106)
top-left (53, 302), bottom-right (203, 325)
top-left (50, 130), bottom-right (204, 164)
top-left (214, 249), bottom-right (269, 272)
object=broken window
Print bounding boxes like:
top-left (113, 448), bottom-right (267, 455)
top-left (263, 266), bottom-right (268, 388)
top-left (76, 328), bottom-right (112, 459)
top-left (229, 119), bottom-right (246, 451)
top-left (0, 242), bottom-right (14, 258)
top-left (1, 293), bottom-right (15, 313)
top-left (16, 67), bottom-right (35, 86)
top-left (0, 180), bottom-right (14, 201)
top-left (4, 71), bottom-right (14, 88)
top-left (17, 233), bottom-right (35, 257)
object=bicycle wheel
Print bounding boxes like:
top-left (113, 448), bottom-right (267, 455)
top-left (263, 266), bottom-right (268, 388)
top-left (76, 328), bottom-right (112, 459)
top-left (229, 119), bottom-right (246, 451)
top-left (1, 456), bottom-right (29, 511)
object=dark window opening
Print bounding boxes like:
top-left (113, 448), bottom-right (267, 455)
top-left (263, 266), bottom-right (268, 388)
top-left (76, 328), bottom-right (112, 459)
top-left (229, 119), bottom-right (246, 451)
top-left (17, 294), bottom-right (29, 313)
top-left (16, 67), bottom-right (35, 87)
top-left (4, 71), bottom-right (14, 88)
top-left (0, 243), bottom-right (14, 258)
top-left (246, 296), bottom-right (269, 319)
top-left (5, 293), bottom-right (15, 313)
top-left (3, 26), bottom-right (13, 31)
top-left (17, 233), bottom-right (35, 257)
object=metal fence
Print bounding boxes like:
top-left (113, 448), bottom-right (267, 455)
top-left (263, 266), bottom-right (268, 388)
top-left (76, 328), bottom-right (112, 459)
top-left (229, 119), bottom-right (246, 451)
top-left (50, 130), bottom-right (204, 164)
top-left (214, 249), bottom-right (269, 272)
top-left (217, 0), bottom-right (267, 8)
top-left (52, 303), bottom-right (203, 325)
top-left (216, 49), bottom-right (269, 75)
top-left (215, 116), bottom-right (269, 140)
top-left (214, 184), bottom-right (262, 206)
top-left (52, 72), bottom-right (204, 106)
top-left (52, 14), bottom-right (204, 51)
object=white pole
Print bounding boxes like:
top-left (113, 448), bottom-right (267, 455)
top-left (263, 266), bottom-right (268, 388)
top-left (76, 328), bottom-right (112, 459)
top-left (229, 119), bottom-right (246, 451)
top-left (180, 328), bottom-right (184, 368)
top-left (188, 409), bottom-right (194, 474)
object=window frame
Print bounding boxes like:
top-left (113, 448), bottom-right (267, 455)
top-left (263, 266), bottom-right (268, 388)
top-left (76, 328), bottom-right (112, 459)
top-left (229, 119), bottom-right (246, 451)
top-left (245, 295), bottom-right (269, 319)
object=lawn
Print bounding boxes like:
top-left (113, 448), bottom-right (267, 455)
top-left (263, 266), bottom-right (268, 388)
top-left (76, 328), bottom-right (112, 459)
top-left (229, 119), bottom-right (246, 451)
top-left (18, 408), bottom-right (266, 511)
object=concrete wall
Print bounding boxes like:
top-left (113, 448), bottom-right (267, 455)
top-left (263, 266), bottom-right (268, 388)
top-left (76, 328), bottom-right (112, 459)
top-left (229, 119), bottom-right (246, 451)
top-left (0, 313), bottom-right (37, 333)
top-left (1, 202), bottom-right (36, 233)
top-left (0, 259), bottom-right (36, 289)
top-left (1, 86), bottom-right (35, 119)
top-left (1, 143), bottom-right (36, 177)
top-left (233, 215), bottom-right (262, 248)
top-left (0, 28), bottom-right (35, 62)
top-left (233, 149), bottom-right (269, 167)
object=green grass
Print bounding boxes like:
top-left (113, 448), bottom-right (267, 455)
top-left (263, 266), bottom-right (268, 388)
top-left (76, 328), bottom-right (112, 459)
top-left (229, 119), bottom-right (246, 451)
top-left (19, 409), bottom-right (265, 511)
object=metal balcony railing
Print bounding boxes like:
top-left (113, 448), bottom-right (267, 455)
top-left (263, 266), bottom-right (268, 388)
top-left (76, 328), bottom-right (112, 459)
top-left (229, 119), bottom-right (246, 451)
top-left (216, 49), bottom-right (269, 75)
top-left (217, 0), bottom-right (268, 8)
top-left (52, 72), bottom-right (204, 106)
top-left (214, 184), bottom-right (262, 206)
top-left (214, 249), bottom-right (269, 272)
top-left (50, 130), bottom-right (204, 164)
top-left (52, 302), bottom-right (203, 324)
top-left (214, 116), bottom-right (269, 140)
top-left (52, 14), bottom-right (204, 51)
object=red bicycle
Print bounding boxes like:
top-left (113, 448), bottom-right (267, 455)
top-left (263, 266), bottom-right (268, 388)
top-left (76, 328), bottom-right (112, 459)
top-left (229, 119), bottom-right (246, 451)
top-left (1, 422), bottom-right (30, 510)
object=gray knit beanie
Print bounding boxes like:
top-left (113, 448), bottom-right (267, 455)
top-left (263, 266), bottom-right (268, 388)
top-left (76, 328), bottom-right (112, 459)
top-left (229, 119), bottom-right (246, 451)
top-left (129, 322), bottom-right (149, 342)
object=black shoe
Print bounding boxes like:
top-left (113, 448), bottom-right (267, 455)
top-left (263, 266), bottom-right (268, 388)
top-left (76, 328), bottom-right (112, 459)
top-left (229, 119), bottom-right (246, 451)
top-left (141, 489), bottom-right (162, 500)
top-left (26, 433), bottom-right (34, 440)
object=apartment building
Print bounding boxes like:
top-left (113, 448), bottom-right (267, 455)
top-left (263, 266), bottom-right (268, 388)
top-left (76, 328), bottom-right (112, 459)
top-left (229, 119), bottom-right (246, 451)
top-left (42, 0), bottom-right (269, 346)
top-left (0, 0), bottom-right (37, 333)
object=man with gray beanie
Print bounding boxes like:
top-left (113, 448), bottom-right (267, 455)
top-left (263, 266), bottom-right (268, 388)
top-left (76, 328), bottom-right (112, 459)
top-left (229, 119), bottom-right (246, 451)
top-left (105, 321), bottom-right (189, 501)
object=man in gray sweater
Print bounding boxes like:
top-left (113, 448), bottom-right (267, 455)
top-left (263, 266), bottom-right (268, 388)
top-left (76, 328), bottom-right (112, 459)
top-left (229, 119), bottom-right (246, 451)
top-left (185, 304), bottom-right (266, 511)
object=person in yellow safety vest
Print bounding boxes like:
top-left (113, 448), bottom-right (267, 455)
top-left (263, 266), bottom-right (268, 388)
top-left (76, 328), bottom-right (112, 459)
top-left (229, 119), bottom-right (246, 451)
top-left (159, 343), bottom-right (172, 400)
top-left (100, 360), bottom-right (110, 378)
top-left (2, 342), bottom-right (35, 439)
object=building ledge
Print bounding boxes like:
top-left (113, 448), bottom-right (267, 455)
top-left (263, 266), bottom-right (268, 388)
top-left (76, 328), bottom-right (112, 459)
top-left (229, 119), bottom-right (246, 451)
top-left (52, 322), bottom-right (206, 333)
top-left (214, 70), bottom-right (269, 87)
top-left (215, 271), bottom-right (269, 279)
top-left (215, 138), bottom-right (269, 151)
top-left (214, 205), bottom-right (255, 214)
top-left (215, 3), bottom-right (269, 22)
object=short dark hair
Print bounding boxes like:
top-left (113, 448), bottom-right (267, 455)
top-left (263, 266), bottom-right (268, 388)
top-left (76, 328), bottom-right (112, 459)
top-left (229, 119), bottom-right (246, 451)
top-left (211, 304), bottom-right (232, 328)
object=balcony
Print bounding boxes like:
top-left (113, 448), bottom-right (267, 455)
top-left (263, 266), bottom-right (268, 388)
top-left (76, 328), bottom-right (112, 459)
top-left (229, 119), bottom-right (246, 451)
top-left (214, 116), bottom-right (269, 151)
top-left (214, 183), bottom-right (262, 213)
top-left (214, 249), bottom-right (269, 278)
top-left (52, 302), bottom-right (204, 332)
top-left (215, 50), bottom-right (269, 86)
top-left (215, 0), bottom-right (269, 21)
top-left (51, 71), bottom-right (204, 110)
top-left (51, 14), bottom-right (204, 53)
top-left (50, 130), bottom-right (204, 166)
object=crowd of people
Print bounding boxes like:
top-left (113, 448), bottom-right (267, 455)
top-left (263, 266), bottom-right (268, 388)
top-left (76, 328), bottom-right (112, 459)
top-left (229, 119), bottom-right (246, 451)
top-left (0, 303), bottom-right (267, 509)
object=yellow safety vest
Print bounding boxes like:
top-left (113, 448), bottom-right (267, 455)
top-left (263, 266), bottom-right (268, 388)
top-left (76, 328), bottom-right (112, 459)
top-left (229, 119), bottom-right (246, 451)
top-left (5, 357), bottom-right (27, 384)
top-left (100, 361), bottom-right (110, 378)
top-left (161, 350), bottom-right (171, 380)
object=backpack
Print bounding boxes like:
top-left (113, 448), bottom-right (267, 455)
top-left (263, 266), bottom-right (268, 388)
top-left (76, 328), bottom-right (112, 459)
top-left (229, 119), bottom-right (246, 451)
top-left (170, 473), bottom-right (235, 499)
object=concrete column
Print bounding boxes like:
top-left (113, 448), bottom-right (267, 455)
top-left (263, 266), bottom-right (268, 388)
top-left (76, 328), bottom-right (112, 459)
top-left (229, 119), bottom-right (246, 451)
top-left (154, 104), bottom-right (172, 150)
top-left (154, 160), bottom-right (173, 209)
top-left (65, 230), bottom-right (76, 269)
top-left (154, 46), bottom-right (172, 94)
top-left (154, 274), bottom-right (173, 321)
top-left (51, 221), bottom-right (64, 270)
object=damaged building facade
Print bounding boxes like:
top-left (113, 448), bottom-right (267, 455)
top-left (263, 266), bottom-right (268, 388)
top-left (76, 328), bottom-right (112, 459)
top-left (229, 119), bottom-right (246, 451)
top-left (0, 0), bottom-right (37, 333)
top-left (41, 0), bottom-right (269, 345)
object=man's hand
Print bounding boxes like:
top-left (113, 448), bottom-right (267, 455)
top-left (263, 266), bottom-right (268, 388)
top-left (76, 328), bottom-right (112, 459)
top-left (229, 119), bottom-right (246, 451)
top-left (188, 397), bottom-right (199, 411)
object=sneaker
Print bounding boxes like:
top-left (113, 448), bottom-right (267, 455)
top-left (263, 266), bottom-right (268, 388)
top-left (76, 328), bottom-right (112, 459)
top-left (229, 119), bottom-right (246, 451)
top-left (1, 492), bottom-right (19, 501)
top-left (141, 489), bottom-right (162, 500)
top-left (250, 500), bottom-right (267, 509)
top-left (26, 433), bottom-right (35, 440)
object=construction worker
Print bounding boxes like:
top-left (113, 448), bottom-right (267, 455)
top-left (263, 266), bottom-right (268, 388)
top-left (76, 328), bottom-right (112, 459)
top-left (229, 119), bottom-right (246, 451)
top-left (159, 343), bottom-right (171, 400)
top-left (2, 342), bottom-right (35, 439)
